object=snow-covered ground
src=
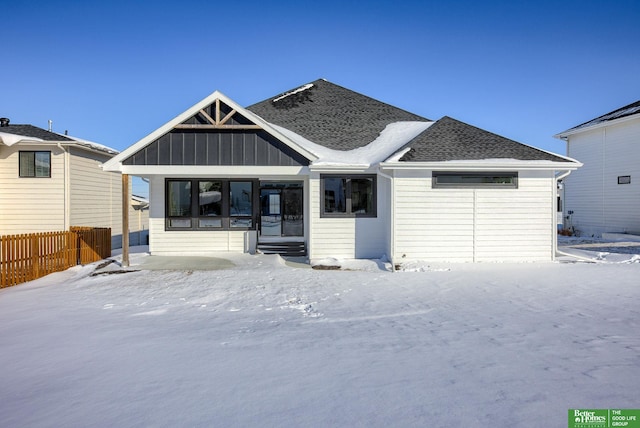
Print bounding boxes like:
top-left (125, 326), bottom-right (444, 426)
top-left (1, 240), bottom-right (639, 427)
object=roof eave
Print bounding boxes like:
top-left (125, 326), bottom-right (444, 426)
top-left (554, 113), bottom-right (640, 139)
top-left (102, 91), bottom-right (318, 172)
top-left (380, 160), bottom-right (582, 171)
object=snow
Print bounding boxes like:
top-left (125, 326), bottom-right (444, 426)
top-left (272, 83), bottom-right (314, 102)
top-left (1, 241), bottom-right (639, 427)
top-left (271, 121), bottom-right (433, 167)
top-left (59, 133), bottom-right (119, 155)
top-left (0, 131), bottom-right (44, 146)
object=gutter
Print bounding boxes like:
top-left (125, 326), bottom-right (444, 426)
top-left (57, 143), bottom-right (71, 230)
top-left (377, 169), bottom-right (396, 272)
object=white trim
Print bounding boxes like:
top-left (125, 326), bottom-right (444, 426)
top-left (554, 113), bottom-right (640, 139)
top-left (120, 165), bottom-right (308, 177)
top-left (380, 160), bottom-right (582, 171)
top-left (102, 91), bottom-right (318, 172)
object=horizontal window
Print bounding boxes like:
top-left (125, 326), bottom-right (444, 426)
top-left (19, 151), bottom-right (51, 178)
top-left (321, 174), bottom-right (376, 217)
top-left (166, 179), bottom-right (256, 230)
top-left (432, 172), bottom-right (518, 188)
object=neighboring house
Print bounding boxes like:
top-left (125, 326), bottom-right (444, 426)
top-left (554, 100), bottom-right (640, 237)
top-left (0, 120), bottom-right (148, 248)
top-left (103, 79), bottom-right (580, 264)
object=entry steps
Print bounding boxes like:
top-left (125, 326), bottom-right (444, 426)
top-left (257, 240), bottom-right (306, 257)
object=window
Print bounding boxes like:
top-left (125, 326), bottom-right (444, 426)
top-left (432, 172), bottom-right (518, 188)
top-left (19, 151), bottom-right (51, 177)
top-left (618, 176), bottom-right (631, 185)
top-left (321, 175), bottom-right (376, 217)
top-left (166, 179), bottom-right (256, 230)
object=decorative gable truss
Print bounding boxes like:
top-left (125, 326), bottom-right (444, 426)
top-left (103, 92), bottom-right (316, 172)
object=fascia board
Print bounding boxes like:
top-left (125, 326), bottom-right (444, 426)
top-left (380, 160), bottom-right (582, 171)
top-left (554, 113), bottom-right (640, 139)
top-left (103, 91), bottom-right (318, 172)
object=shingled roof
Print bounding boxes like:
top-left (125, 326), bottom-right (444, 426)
top-left (0, 124), bottom-right (74, 141)
top-left (558, 100), bottom-right (640, 134)
top-left (247, 79), bottom-right (429, 151)
top-left (400, 116), bottom-right (568, 162)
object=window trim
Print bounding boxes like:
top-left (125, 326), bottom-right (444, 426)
top-left (432, 172), bottom-right (518, 188)
top-left (165, 178), bottom-right (258, 231)
top-left (19, 151), bottom-right (51, 178)
top-left (320, 174), bottom-right (377, 218)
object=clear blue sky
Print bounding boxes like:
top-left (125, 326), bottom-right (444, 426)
top-left (2, 0), bottom-right (639, 196)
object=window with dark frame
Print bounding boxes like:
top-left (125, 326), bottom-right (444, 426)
top-left (166, 179), bottom-right (256, 230)
top-left (618, 176), bottom-right (631, 185)
top-left (19, 151), bottom-right (51, 178)
top-left (432, 172), bottom-right (518, 188)
top-left (321, 174), bottom-right (376, 217)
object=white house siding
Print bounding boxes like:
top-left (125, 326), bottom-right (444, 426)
top-left (68, 147), bottom-right (124, 247)
top-left (393, 170), bottom-right (555, 262)
top-left (0, 144), bottom-right (66, 235)
top-left (308, 174), bottom-right (389, 260)
top-left (147, 176), bottom-right (247, 255)
top-left (564, 118), bottom-right (640, 236)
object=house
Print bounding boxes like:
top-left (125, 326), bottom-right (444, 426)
top-left (0, 120), bottom-right (148, 248)
top-left (554, 100), bottom-right (640, 237)
top-left (102, 79), bottom-right (580, 264)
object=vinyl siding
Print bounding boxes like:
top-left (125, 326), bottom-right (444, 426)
top-left (308, 173), bottom-right (389, 260)
top-left (147, 176), bottom-right (249, 255)
top-left (0, 144), bottom-right (66, 234)
top-left (393, 170), bottom-right (555, 262)
top-left (68, 147), bottom-right (124, 247)
top-left (564, 118), bottom-right (640, 236)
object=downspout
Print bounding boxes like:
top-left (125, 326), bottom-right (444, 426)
top-left (555, 170), bottom-right (574, 260)
top-left (378, 169), bottom-right (395, 271)
top-left (57, 143), bottom-right (70, 230)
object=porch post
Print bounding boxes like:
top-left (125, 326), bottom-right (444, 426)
top-left (122, 173), bottom-right (130, 267)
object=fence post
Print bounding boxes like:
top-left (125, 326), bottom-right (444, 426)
top-left (32, 234), bottom-right (39, 279)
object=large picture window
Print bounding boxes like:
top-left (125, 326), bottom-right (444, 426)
top-left (321, 174), bottom-right (376, 217)
top-left (166, 179), bottom-right (256, 230)
top-left (432, 172), bottom-right (518, 188)
top-left (19, 151), bottom-right (51, 178)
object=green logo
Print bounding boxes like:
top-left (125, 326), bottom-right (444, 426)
top-left (569, 409), bottom-right (640, 428)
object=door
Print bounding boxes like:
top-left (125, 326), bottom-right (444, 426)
top-left (282, 187), bottom-right (303, 236)
top-left (260, 189), bottom-right (282, 236)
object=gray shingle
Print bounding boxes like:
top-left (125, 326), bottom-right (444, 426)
top-left (0, 124), bottom-right (74, 141)
top-left (562, 100), bottom-right (640, 133)
top-left (247, 79), bottom-right (429, 151)
top-left (400, 116), bottom-right (568, 162)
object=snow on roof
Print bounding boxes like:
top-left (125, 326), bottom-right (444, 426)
top-left (272, 83), bottom-right (314, 103)
top-left (0, 131), bottom-right (44, 146)
top-left (57, 133), bottom-right (119, 155)
top-left (270, 121), bottom-right (433, 167)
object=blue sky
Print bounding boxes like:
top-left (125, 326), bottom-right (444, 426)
top-left (2, 0), bottom-right (639, 196)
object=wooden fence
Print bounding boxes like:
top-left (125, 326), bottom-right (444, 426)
top-left (0, 227), bottom-right (111, 288)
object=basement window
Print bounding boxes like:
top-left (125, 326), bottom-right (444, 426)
top-left (432, 172), bottom-right (518, 188)
top-left (19, 151), bottom-right (51, 178)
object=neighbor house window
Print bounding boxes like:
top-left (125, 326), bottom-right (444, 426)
top-left (618, 175), bottom-right (631, 185)
top-left (432, 172), bottom-right (518, 188)
top-left (19, 151), bottom-right (51, 177)
top-left (166, 179), bottom-right (256, 230)
top-left (321, 174), bottom-right (376, 217)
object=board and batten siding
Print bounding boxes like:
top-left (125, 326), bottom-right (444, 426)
top-left (68, 147), bottom-right (124, 247)
top-left (393, 170), bottom-right (556, 262)
top-left (146, 176), bottom-right (250, 255)
top-left (0, 144), bottom-right (66, 235)
top-left (564, 118), bottom-right (640, 236)
top-left (308, 174), bottom-right (390, 260)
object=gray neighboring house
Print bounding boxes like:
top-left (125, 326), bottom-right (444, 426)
top-left (103, 79), bottom-right (580, 263)
top-left (555, 100), bottom-right (640, 237)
